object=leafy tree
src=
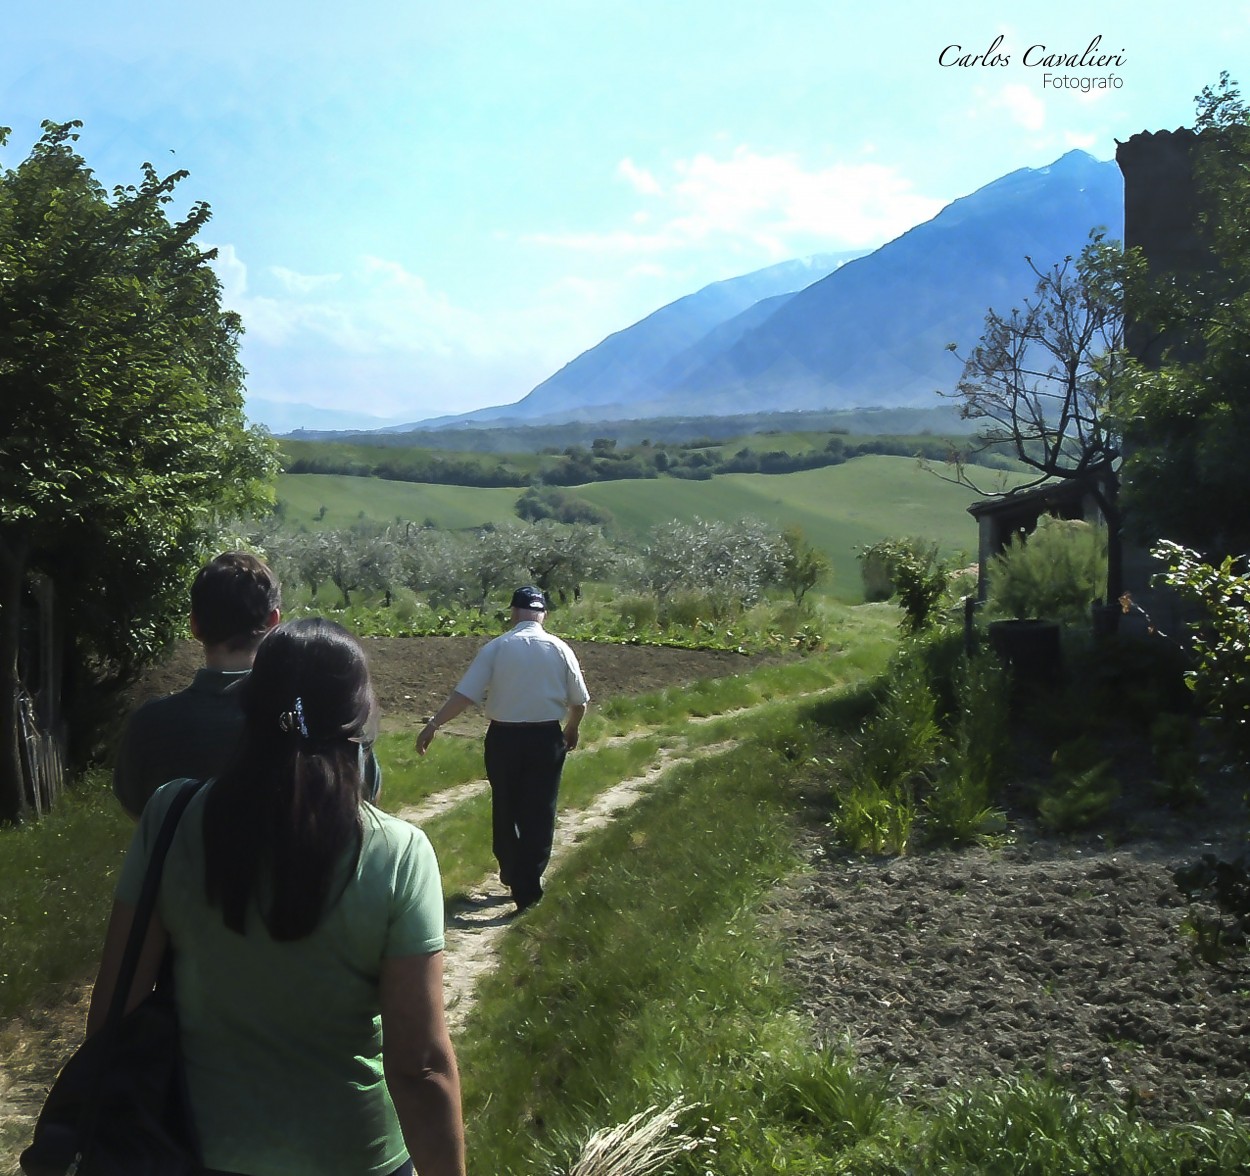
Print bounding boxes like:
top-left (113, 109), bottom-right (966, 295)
top-left (0, 121), bottom-right (276, 822)
top-left (778, 526), bottom-right (831, 606)
top-left (1117, 73), bottom-right (1250, 558)
top-left (323, 525), bottom-right (397, 607)
top-left (519, 520), bottom-right (615, 604)
top-left (514, 485), bottom-right (614, 528)
top-left (940, 231), bottom-right (1133, 603)
top-left (857, 538), bottom-right (948, 633)
top-left (638, 518), bottom-right (784, 611)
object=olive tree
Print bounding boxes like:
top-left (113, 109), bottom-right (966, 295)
top-left (0, 122), bottom-right (276, 822)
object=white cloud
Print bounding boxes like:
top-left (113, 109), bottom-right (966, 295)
top-left (525, 147), bottom-right (943, 258)
top-left (617, 156), bottom-right (661, 195)
top-left (1063, 130), bottom-right (1100, 150)
top-left (997, 84), bottom-right (1047, 132)
top-left (208, 244), bottom-right (586, 419)
top-left (269, 266), bottom-right (342, 295)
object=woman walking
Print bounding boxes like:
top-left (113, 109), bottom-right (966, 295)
top-left (87, 618), bottom-right (465, 1176)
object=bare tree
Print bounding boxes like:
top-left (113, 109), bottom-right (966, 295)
top-left (940, 232), bottom-right (1132, 601)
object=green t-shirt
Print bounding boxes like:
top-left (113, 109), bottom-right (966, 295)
top-left (117, 780), bottom-right (445, 1176)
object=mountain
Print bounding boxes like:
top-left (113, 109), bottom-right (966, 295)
top-left (247, 399), bottom-right (411, 435)
top-left (412, 251), bottom-right (865, 428)
top-left (424, 150), bottom-right (1122, 428)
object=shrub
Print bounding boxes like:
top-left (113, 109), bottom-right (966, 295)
top-left (832, 655), bottom-right (939, 856)
top-left (926, 651), bottom-right (1010, 845)
top-left (1155, 540), bottom-right (1250, 764)
top-left (1151, 712), bottom-right (1204, 807)
top-left (662, 591), bottom-right (715, 629)
top-left (615, 595), bottom-right (658, 632)
top-left (858, 542), bottom-right (896, 603)
top-left (1037, 739), bottom-right (1120, 832)
top-left (858, 538), bottom-right (948, 632)
top-left (987, 515), bottom-right (1107, 622)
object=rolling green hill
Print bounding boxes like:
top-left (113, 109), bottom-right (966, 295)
top-left (276, 474), bottom-right (522, 531)
top-left (276, 456), bottom-right (1026, 598)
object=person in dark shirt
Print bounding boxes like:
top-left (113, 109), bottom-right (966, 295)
top-left (113, 552), bottom-right (283, 818)
top-left (113, 553), bottom-right (386, 818)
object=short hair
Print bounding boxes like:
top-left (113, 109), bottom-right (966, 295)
top-left (190, 552), bottom-right (281, 650)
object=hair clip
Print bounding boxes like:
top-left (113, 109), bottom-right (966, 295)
top-left (278, 696), bottom-right (310, 739)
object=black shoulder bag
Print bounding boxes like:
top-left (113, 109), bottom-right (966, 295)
top-left (21, 779), bottom-right (206, 1176)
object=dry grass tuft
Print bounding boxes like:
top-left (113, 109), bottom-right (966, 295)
top-left (566, 1099), bottom-right (701, 1176)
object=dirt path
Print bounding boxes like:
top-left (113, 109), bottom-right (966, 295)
top-left (436, 740), bottom-right (736, 1032)
top-left (0, 734), bottom-right (744, 1171)
top-left (1, 641), bottom-right (776, 1172)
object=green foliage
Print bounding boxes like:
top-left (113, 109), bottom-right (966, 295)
top-left (988, 515), bottom-right (1107, 622)
top-left (1175, 852), bottom-right (1250, 964)
top-left (858, 538), bottom-right (949, 632)
top-left (1118, 74), bottom-right (1250, 557)
top-left (779, 525), bottom-right (831, 605)
top-left (0, 769), bottom-right (130, 1020)
top-left (925, 651), bottom-right (1010, 845)
top-left (832, 653), bottom-right (942, 854)
top-left (1150, 712), bottom-right (1204, 807)
top-left (279, 452), bottom-right (1024, 602)
top-left (1037, 739), bottom-right (1121, 832)
top-left (1156, 540), bottom-right (1250, 763)
top-left (0, 120), bottom-right (277, 819)
top-left (515, 485), bottom-right (615, 527)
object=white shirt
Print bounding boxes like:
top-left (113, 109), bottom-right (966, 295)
top-left (455, 621), bottom-right (590, 724)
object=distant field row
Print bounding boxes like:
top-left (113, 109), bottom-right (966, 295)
top-left (277, 455), bottom-right (1025, 598)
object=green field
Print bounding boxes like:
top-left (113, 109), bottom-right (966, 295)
top-left (277, 456), bottom-right (1025, 598)
top-left (276, 474), bottom-right (522, 531)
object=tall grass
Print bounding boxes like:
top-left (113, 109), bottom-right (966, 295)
top-left (455, 682), bottom-right (1250, 1175)
top-left (0, 771), bottom-right (131, 1022)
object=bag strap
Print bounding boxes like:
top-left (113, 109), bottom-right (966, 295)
top-left (102, 778), bottom-right (205, 1029)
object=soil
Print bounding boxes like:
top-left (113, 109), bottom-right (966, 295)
top-left (779, 781), bottom-right (1250, 1126)
top-left (6, 638), bottom-right (1250, 1169)
top-left (127, 637), bottom-right (769, 731)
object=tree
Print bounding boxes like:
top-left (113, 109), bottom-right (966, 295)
top-left (1117, 73), bottom-right (1250, 558)
top-left (940, 231), bottom-right (1134, 603)
top-left (0, 121), bottom-right (276, 823)
top-left (322, 525), bottom-right (398, 607)
top-left (638, 518), bottom-right (785, 611)
top-left (778, 526), bottom-right (831, 606)
top-left (520, 520), bottom-right (615, 603)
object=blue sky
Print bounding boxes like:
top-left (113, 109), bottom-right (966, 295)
top-left (4, 1), bottom-right (1246, 428)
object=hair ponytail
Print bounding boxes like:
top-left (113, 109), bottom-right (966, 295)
top-left (203, 618), bottom-right (376, 940)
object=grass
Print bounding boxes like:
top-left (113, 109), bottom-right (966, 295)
top-left (276, 455), bottom-right (1026, 599)
top-left (455, 676), bottom-right (1250, 1175)
top-left (0, 611), bottom-right (897, 1029)
top-left (0, 770), bottom-right (132, 1023)
top-left (7, 607), bottom-right (1249, 1173)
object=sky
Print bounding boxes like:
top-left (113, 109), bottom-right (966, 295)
top-left (3, 1), bottom-right (1247, 430)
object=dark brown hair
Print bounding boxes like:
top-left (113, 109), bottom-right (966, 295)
top-left (202, 618), bottom-right (376, 940)
top-left (190, 551), bottom-right (282, 651)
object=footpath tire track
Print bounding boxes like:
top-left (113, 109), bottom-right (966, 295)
top-left (434, 739), bottom-right (738, 1033)
top-left (0, 681), bottom-right (840, 1171)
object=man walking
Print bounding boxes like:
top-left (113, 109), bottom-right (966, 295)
top-left (114, 551), bottom-right (381, 816)
top-left (417, 586), bottom-right (589, 913)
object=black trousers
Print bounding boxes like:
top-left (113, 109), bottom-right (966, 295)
top-left (483, 721), bottom-right (567, 907)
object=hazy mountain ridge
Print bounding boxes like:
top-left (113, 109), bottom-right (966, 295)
top-left (424, 150), bottom-right (1122, 429)
top-left (256, 150), bottom-right (1124, 436)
